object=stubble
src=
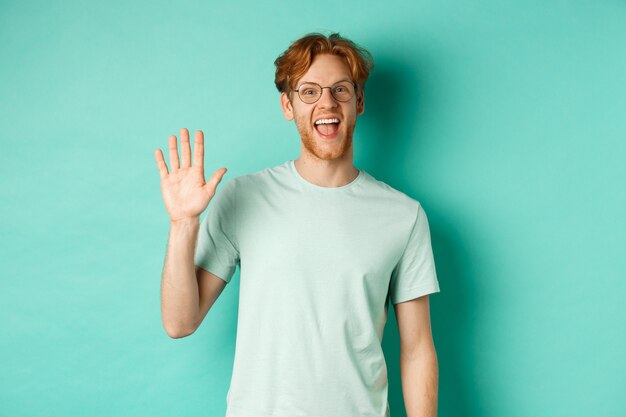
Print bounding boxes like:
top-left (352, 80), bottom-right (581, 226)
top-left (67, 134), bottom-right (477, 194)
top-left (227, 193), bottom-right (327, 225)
top-left (294, 115), bottom-right (356, 161)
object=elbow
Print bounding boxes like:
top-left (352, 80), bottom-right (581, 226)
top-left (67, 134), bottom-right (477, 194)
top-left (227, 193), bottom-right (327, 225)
top-left (163, 320), bottom-right (197, 339)
top-left (166, 328), bottom-right (193, 339)
top-left (400, 339), bottom-right (438, 362)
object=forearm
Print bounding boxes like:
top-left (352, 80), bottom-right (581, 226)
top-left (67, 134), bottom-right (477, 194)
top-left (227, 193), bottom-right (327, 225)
top-left (161, 217), bottom-right (201, 338)
top-left (400, 343), bottom-right (439, 417)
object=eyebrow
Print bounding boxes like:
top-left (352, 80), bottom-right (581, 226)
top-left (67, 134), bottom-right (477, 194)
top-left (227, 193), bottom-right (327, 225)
top-left (297, 78), bottom-right (353, 86)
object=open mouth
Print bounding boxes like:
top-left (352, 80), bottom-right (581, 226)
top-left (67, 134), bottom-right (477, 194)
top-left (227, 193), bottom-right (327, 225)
top-left (314, 118), bottom-right (340, 138)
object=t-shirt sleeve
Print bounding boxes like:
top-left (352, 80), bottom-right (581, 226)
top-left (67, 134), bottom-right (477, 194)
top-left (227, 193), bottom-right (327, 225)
top-left (193, 178), bottom-right (240, 283)
top-left (389, 203), bottom-right (440, 304)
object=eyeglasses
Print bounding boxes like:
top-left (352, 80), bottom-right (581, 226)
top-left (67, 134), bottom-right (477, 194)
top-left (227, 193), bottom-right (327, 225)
top-left (291, 81), bottom-right (357, 104)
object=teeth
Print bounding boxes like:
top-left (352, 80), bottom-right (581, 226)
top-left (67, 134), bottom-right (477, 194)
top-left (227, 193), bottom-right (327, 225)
top-left (315, 118), bottom-right (339, 125)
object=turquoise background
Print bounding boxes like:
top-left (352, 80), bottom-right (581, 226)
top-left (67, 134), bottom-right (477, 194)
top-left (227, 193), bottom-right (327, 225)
top-left (1, 1), bottom-right (625, 416)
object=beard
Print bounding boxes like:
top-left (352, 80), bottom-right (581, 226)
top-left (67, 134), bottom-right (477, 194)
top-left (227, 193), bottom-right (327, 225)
top-left (294, 115), bottom-right (356, 161)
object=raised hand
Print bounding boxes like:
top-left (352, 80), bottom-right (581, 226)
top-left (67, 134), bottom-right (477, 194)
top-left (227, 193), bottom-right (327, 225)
top-left (154, 128), bottom-right (227, 223)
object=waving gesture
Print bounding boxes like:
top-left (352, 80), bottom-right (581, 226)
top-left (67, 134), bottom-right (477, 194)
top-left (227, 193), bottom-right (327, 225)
top-left (154, 128), bottom-right (227, 223)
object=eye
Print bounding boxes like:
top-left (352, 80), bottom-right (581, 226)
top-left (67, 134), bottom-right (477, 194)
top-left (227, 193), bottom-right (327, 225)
top-left (302, 88), bottom-right (316, 95)
top-left (333, 86), bottom-right (347, 93)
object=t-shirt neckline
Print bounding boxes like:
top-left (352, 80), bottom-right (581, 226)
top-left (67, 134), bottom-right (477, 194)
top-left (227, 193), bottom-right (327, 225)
top-left (288, 159), bottom-right (364, 191)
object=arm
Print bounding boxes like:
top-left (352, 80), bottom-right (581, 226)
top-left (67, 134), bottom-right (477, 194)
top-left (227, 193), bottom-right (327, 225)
top-left (160, 218), bottom-right (227, 338)
top-left (155, 128), bottom-right (228, 338)
top-left (394, 294), bottom-right (439, 417)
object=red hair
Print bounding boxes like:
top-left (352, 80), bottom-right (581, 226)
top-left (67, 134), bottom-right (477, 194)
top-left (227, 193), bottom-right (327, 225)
top-left (274, 33), bottom-right (374, 94)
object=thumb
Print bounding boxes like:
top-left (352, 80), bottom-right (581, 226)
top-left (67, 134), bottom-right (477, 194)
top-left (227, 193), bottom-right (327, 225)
top-left (204, 167), bottom-right (228, 197)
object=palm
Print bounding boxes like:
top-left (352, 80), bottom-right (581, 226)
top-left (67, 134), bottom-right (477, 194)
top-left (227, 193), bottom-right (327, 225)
top-left (154, 128), bottom-right (227, 222)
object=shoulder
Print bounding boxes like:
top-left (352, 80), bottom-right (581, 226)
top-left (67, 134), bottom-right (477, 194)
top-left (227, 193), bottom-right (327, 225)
top-left (360, 170), bottom-right (422, 214)
top-left (223, 161), bottom-right (290, 191)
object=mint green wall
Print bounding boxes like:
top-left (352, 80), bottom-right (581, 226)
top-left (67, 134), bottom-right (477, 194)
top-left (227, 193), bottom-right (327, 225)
top-left (1, 1), bottom-right (624, 416)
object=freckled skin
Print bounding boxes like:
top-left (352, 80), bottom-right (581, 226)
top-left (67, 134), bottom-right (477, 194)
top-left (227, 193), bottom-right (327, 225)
top-left (280, 54), bottom-right (365, 163)
top-left (294, 111), bottom-right (356, 161)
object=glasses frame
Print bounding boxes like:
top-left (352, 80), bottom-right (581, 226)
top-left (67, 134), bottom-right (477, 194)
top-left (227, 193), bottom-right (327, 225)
top-left (291, 81), bottom-right (358, 104)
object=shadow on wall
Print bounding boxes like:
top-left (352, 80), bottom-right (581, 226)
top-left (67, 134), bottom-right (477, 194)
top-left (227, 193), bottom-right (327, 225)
top-left (357, 54), bottom-right (427, 177)
top-left (383, 223), bottom-right (476, 417)
top-left (366, 55), bottom-right (477, 417)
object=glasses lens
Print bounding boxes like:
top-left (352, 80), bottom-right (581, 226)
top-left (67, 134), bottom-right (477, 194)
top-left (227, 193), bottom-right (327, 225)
top-left (298, 83), bottom-right (322, 103)
top-left (331, 82), bottom-right (355, 102)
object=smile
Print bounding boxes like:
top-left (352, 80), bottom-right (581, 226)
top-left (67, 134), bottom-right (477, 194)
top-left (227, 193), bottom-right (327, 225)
top-left (313, 117), bottom-right (341, 139)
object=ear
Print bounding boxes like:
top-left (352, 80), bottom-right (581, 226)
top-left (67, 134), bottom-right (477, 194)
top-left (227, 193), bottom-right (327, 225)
top-left (280, 92), bottom-right (294, 121)
top-left (356, 89), bottom-right (365, 115)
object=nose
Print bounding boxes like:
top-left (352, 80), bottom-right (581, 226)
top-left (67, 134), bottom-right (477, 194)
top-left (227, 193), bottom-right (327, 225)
top-left (318, 87), bottom-right (338, 109)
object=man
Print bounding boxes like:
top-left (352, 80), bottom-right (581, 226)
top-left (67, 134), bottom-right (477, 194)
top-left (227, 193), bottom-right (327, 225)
top-left (155, 33), bottom-right (440, 417)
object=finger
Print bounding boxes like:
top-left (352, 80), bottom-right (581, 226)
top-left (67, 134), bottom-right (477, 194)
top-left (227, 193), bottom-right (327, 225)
top-left (180, 128), bottom-right (192, 168)
top-left (154, 148), bottom-right (169, 180)
top-left (204, 167), bottom-right (228, 197)
top-left (193, 130), bottom-right (204, 170)
top-left (169, 133), bottom-right (181, 171)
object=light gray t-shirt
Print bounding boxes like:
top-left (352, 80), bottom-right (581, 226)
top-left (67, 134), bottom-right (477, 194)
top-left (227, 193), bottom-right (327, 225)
top-left (194, 159), bottom-right (440, 417)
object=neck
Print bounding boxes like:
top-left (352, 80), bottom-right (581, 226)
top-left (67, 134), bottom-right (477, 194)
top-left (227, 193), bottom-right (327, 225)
top-left (293, 153), bottom-right (359, 188)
